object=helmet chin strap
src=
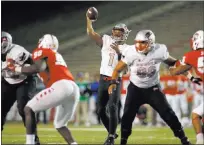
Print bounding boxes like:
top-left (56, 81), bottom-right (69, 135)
top-left (115, 40), bottom-right (125, 45)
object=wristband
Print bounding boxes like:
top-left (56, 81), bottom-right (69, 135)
top-left (110, 79), bottom-right (118, 85)
top-left (190, 76), bottom-right (194, 81)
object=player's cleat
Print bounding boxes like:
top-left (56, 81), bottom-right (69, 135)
top-left (35, 135), bottom-right (40, 145)
top-left (104, 137), bottom-right (114, 145)
top-left (181, 137), bottom-right (191, 145)
top-left (196, 139), bottom-right (204, 144)
top-left (103, 134), bottom-right (118, 145)
top-left (196, 133), bottom-right (204, 144)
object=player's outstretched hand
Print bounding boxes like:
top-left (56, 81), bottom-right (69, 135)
top-left (108, 84), bottom-right (116, 95)
top-left (190, 77), bottom-right (202, 85)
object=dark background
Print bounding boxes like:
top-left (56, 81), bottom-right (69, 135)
top-left (1, 1), bottom-right (106, 31)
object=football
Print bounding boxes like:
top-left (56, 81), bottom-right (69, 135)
top-left (87, 7), bottom-right (98, 21)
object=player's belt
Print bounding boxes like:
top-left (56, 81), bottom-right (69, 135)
top-left (100, 75), bottom-right (122, 81)
top-left (101, 75), bottom-right (112, 81)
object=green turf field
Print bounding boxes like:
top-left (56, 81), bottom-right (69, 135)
top-left (2, 122), bottom-right (196, 144)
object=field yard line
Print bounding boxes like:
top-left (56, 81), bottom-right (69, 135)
top-left (3, 134), bottom-right (196, 140)
top-left (3, 134), bottom-right (58, 137)
top-left (38, 127), bottom-right (159, 132)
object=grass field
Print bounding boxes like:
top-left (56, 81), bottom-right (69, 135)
top-left (2, 122), bottom-right (197, 144)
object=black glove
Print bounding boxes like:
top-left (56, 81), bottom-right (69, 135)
top-left (190, 77), bottom-right (202, 85)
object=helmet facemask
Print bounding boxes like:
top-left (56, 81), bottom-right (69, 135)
top-left (1, 31), bottom-right (12, 54)
top-left (134, 30), bottom-right (155, 54)
top-left (111, 23), bottom-right (131, 44)
top-left (135, 40), bottom-right (151, 54)
top-left (1, 36), bottom-right (11, 54)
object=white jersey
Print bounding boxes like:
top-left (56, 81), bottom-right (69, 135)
top-left (2, 44), bottom-right (31, 84)
top-left (122, 43), bottom-right (169, 88)
top-left (100, 34), bottom-right (129, 77)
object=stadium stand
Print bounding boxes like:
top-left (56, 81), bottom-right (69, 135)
top-left (7, 1), bottom-right (203, 75)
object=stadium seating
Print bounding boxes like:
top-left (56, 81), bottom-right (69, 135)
top-left (8, 2), bottom-right (203, 76)
top-left (63, 2), bottom-right (204, 75)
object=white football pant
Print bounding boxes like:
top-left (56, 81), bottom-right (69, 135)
top-left (26, 79), bottom-right (80, 128)
top-left (193, 91), bottom-right (203, 109)
top-left (166, 94), bottom-right (181, 121)
top-left (178, 94), bottom-right (188, 115)
top-left (192, 101), bottom-right (204, 116)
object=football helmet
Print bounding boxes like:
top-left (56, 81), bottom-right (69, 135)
top-left (1, 31), bottom-right (12, 54)
top-left (134, 30), bottom-right (155, 54)
top-left (111, 23), bottom-right (131, 42)
top-left (190, 30), bottom-right (204, 50)
top-left (38, 34), bottom-right (59, 51)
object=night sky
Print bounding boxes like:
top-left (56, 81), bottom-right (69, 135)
top-left (2, 1), bottom-right (105, 31)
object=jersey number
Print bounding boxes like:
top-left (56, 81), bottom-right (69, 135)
top-left (108, 53), bottom-right (115, 66)
top-left (33, 50), bottom-right (43, 59)
top-left (55, 53), bottom-right (67, 67)
top-left (197, 56), bottom-right (204, 73)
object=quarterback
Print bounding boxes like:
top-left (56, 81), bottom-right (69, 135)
top-left (86, 9), bottom-right (131, 145)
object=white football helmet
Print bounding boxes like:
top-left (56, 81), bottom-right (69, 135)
top-left (111, 23), bottom-right (131, 42)
top-left (1, 31), bottom-right (13, 54)
top-left (190, 30), bottom-right (204, 50)
top-left (38, 34), bottom-right (59, 51)
top-left (134, 30), bottom-right (155, 54)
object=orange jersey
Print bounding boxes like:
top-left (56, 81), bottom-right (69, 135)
top-left (182, 49), bottom-right (204, 81)
top-left (32, 48), bottom-right (74, 88)
top-left (160, 75), bottom-right (178, 95)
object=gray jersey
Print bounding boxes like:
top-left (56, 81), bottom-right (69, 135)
top-left (121, 43), bottom-right (169, 88)
top-left (2, 44), bottom-right (31, 84)
top-left (100, 34), bottom-right (129, 77)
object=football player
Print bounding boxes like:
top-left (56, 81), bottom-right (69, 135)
top-left (1, 31), bottom-right (40, 144)
top-left (108, 30), bottom-right (200, 145)
top-left (7, 34), bottom-right (80, 145)
top-left (170, 30), bottom-right (204, 144)
top-left (86, 10), bottom-right (131, 145)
